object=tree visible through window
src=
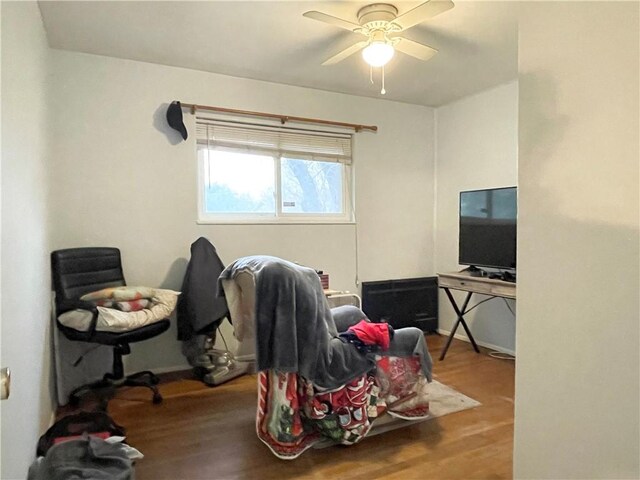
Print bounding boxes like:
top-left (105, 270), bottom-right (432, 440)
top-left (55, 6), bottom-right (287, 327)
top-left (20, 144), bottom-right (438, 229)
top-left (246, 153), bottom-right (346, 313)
top-left (197, 121), bottom-right (352, 223)
top-left (280, 157), bottom-right (343, 214)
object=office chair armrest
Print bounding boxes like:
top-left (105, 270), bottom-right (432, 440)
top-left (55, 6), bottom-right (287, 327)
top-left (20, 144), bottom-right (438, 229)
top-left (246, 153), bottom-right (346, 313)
top-left (58, 299), bottom-right (98, 313)
top-left (57, 299), bottom-right (100, 336)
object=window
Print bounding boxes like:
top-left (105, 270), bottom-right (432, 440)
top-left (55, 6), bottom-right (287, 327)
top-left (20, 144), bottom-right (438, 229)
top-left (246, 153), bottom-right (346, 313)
top-left (197, 121), bottom-right (353, 223)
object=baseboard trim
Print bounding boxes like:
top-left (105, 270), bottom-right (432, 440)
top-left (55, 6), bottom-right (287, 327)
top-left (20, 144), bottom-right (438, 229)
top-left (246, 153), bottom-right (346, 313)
top-left (436, 329), bottom-right (516, 356)
top-left (121, 364), bottom-right (191, 379)
top-left (142, 364), bottom-right (191, 375)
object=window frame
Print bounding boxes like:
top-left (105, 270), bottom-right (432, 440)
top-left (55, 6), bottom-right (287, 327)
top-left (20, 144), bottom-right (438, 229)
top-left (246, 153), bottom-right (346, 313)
top-left (196, 145), bottom-right (354, 225)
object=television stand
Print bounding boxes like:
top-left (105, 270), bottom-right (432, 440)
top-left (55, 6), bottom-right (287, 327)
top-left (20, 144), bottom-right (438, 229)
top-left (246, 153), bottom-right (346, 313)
top-left (487, 271), bottom-right (516, 282)
top-left (459, 265), bottom-right (486, 277)
top-left (437, 272), bottom-right (516, 360)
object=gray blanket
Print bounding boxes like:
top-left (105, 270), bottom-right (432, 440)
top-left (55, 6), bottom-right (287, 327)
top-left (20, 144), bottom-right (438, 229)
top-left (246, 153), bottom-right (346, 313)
top-left (218, 256), bottom-right (375, 389)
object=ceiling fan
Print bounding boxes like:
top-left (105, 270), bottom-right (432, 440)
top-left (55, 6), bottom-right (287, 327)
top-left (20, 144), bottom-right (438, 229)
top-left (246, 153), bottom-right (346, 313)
top-left (303, 0), bottom-right (454, 93)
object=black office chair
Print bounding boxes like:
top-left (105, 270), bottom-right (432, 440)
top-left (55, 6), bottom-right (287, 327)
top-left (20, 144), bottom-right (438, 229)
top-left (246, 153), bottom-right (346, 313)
top-left (51, 247), bottom-right (171, 405)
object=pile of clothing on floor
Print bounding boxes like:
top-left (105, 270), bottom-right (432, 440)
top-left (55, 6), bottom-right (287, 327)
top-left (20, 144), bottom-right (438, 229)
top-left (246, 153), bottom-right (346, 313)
top-left (28, 411), bottom-right (142, 480)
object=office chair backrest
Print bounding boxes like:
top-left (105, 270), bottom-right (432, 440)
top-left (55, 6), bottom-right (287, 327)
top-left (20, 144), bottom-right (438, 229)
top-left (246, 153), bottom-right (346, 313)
top-left (51, 248), bottom-right (126, 310)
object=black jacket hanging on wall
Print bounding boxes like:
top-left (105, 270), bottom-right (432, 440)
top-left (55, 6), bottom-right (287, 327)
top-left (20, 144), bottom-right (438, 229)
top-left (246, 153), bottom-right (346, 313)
top-left (177, 237), bottom-right (228, 341)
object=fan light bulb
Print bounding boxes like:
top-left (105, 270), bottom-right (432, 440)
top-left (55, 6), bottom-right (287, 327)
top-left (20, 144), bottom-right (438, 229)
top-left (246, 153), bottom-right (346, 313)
top-left (362, 42), bottom-right (394, 68)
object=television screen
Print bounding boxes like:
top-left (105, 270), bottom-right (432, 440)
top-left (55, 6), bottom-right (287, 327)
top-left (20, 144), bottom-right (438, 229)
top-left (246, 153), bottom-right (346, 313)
top-left (459, 186), bottom-right (517, 270)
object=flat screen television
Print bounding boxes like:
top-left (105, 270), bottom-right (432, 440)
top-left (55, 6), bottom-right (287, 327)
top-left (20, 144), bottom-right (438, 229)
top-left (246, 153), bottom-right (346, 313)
top-left (459, 186), bottom-right (517, 270)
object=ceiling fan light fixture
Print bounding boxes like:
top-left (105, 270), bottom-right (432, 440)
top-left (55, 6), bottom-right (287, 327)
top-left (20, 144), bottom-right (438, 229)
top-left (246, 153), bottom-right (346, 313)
top-left (362, 41), bottom-right (395, 67)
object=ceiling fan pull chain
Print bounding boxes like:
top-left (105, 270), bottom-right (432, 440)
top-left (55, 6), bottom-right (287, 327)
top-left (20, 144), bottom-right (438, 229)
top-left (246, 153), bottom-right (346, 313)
top-left (369, 65), bottom-right (374, 84)
top-left (381, 66), bottom-right (386, 95)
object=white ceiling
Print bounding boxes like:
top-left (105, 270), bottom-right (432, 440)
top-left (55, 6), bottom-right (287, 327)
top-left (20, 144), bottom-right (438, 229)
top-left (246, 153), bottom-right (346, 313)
top-left (38, 1), bottom-right (519, 107)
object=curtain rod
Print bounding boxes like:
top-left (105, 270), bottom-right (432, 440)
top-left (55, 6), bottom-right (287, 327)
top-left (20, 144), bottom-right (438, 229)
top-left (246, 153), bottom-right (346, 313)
top-left (180, 103), bottom-right (377, 133)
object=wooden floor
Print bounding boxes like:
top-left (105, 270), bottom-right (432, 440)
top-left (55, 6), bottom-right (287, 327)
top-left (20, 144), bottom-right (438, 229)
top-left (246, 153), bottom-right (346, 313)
top-left (77, 335), bottom-right (515, 479)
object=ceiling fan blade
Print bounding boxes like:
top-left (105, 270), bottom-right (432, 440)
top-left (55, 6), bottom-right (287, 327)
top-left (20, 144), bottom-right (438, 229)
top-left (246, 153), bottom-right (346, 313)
top-left (322, 41), bottom-right (368, 65)
top-left (303, 11), bottom-right (363, 33)
top-left (394, 37), bottom-right (438, 61)
top-left (392, 0), bottom-right (454, 31)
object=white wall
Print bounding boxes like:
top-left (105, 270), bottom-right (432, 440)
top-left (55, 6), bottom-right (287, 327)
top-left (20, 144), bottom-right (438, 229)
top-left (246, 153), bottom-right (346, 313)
top-left (435, 81), bottom-right (518, 353)
top-left (1, 2), bottom-right (55, 478)
top-left (515, 2), bottom-right (639, 479)
top-left (48, 50), bottom-right (435, 372)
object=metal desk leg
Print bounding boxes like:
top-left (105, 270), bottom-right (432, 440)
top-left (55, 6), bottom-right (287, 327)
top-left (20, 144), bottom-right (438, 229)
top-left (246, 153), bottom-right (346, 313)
top-left (439, 288), bottom-right (480, 360)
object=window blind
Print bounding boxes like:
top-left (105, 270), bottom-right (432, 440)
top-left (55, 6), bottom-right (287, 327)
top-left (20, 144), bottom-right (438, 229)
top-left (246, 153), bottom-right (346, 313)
top-left (196, 120), bottom-right (352, 164)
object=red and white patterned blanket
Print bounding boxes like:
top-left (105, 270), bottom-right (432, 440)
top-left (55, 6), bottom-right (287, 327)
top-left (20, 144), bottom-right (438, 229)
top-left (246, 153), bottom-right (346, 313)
top-left (256, 355), bottom-right (430, 459)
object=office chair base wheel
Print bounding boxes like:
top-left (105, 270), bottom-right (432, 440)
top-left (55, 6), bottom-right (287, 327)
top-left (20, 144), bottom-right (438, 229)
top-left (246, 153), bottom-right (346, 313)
top-left (152, 393), bottom-right (163, 404)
